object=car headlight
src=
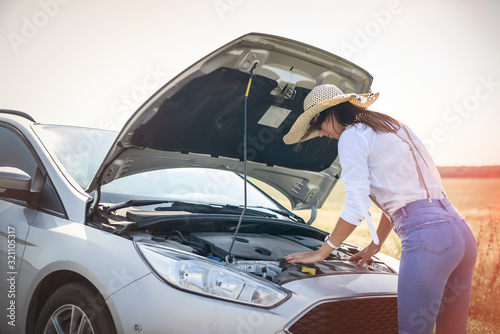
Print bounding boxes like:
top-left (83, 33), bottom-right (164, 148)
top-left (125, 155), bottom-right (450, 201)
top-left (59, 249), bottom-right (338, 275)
top-left (136, 243), bottom-right (289, 308)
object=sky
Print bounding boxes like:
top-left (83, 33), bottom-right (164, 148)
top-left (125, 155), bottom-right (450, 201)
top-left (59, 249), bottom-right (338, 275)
top-left (1, 0), bottom-right (499, 166)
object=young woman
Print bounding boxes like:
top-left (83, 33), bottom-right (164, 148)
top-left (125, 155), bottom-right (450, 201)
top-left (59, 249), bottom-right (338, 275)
top-left (283, 84), bottom-right (477, 334)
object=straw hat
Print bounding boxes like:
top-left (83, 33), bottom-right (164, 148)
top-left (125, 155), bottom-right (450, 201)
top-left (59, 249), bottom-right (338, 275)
top-left (283, 84), bottom-right (379, 144)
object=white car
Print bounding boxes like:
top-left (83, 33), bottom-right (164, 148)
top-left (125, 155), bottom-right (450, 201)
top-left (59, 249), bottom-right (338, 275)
top-left (0, 33), bottom-right (399, 334)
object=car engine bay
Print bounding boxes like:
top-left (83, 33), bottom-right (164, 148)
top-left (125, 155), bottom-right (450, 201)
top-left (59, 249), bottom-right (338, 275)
top-left (94, 206), bottom-right (397, 285)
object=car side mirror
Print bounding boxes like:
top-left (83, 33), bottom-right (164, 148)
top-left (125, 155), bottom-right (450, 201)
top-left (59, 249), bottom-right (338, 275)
top-left (0, 166), bottom-right (33, 202)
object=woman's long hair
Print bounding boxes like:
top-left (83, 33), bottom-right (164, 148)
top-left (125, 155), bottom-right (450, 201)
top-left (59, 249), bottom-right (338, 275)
top-left (294, 102), bottom-right (400, 152)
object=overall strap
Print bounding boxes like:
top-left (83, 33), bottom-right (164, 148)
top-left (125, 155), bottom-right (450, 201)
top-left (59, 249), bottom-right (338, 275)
top-left (369, 124), bottom-right (433, 227)
top-left (401, 125), bottom-right (429, 168)
top-left (394, 125), bottom-right (432, 203)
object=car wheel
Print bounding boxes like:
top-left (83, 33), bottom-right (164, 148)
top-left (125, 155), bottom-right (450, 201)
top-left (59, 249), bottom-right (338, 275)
top-left (34, 282), bottom-right (117, 334)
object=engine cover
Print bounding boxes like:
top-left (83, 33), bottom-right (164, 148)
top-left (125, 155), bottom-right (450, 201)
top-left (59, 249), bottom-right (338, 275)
top-left (189, 232), bottom-right (317, 260)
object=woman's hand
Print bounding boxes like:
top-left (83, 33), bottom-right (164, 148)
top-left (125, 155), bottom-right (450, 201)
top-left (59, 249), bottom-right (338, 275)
top-left (349, 242), bottom-right (382, 266)
top-left (285, 250), bottom-right (328, 264)
top-left (285, 218), bottom-right (358, 264)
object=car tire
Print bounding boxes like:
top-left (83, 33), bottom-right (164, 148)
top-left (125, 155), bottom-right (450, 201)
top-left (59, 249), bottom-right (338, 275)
top-left (34, 281), bottom-right (117, 334)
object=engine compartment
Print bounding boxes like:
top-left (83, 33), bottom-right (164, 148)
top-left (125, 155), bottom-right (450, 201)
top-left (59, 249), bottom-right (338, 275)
top-left (97, 207), bottom-right (397, 284)
top-left (171, 232), bottom-right (395, 283)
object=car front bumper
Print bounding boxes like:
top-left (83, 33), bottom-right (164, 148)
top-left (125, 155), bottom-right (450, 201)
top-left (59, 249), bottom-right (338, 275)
top-left (107, 271), bottom-right (398, 334)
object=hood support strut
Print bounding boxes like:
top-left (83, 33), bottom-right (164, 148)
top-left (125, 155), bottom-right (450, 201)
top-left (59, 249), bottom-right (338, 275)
top-left (226, 63), bottom-right (257, 263)
top-left (306, 199), bottom-right (318, 225)
top-left (87, 184), bottom-right (101, 220)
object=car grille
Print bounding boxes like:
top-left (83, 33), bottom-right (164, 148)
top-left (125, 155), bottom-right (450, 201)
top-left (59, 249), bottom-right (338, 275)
top-left (286, 296), bottom-right (398, 334)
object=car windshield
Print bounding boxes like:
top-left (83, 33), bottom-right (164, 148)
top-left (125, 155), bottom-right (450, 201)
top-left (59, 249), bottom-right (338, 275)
top-left (33, 125), bottom-right (115, 188)
top-left (33, 125), bottom-right (283, 210)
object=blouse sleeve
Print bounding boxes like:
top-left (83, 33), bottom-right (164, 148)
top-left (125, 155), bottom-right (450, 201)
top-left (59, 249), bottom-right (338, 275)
top-left (338, 127), bottom-right (379, 244)
top-left (338, 127), bottom-right (372, 226)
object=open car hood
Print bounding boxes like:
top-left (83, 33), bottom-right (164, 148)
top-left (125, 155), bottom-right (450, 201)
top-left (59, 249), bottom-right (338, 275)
top-left (87, 33), bottom-right (374, 210)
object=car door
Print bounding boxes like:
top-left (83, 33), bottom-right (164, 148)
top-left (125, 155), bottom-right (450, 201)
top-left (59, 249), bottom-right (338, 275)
top-left (0, 124), bottom-right (41, 329)
top-left (0, 123), bottom-right (67, 332)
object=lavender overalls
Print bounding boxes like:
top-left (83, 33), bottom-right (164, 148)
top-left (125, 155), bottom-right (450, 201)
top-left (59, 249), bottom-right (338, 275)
top-left (373, 126), bottom-right (477, 334)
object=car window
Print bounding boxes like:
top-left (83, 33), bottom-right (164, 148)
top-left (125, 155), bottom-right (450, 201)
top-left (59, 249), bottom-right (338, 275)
top-left (33, 126), bottom-right (282, 210)
top-left (101, 168), bottom-right (282, 210)
top-left (0, 125), bottom-right (66, 216)
top-left (39, 176), bottom-right (66, 217)
top-left (33, 125), bottom-right (116, 189)
top-left (0, 126), bottom-right (38, 178)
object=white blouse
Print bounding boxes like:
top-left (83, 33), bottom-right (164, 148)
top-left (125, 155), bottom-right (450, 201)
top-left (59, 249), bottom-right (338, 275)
top-left (338, 123), bottom-right (445, 244)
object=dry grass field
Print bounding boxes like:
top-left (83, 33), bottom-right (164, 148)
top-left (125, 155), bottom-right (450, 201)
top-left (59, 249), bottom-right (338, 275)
top-left (258, 177), bottom-right (500, 333)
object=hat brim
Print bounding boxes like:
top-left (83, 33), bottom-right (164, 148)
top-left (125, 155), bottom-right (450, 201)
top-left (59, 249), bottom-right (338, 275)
top-left (283, 92), bottom-right (379, 145)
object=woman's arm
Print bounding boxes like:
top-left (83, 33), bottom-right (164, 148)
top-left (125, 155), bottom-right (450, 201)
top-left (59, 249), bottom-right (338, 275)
top-left (285, 213), bottom-right (393, 265)
top-left (285, 127), bottom-right (377, 265)
top-left (349, 213), bottom-right (393, 266)
top-left (285, 217), bottom-right (356, 264)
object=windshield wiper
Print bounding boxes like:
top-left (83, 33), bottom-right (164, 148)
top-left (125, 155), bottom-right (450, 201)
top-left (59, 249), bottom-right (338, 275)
top-left (246, 206), bottom-right (303, 223)
top-left (101, 200), bottom-right (279, 219)
top-left (101, 199), bottom-right (173, 215)
top-left (155, 203), bottom-right (278, 218)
